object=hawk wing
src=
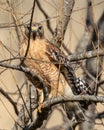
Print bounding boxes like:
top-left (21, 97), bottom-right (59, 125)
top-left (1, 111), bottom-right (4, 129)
top-left (46, 43), bottom-right (77, 94)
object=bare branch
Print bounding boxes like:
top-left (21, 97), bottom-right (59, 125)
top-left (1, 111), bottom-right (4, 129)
top-left (13, 86), bottom-right (38, 130)
top-left (0, 87), bottom-right (18, 115)
top-left (23, 94), bottom-right (104, 130)
top-left (35, 0), bottom-right (53, 35)
top-left (6, 0), bottom-right (23, 42)
top-left (68, 49), bottom-right (104, 62)
top-left (20, 0), bottom-right (36, 65)
top-left (51, 0), bottom-right (75, 47)
top-left (43, 95), bottom-right (104, 108)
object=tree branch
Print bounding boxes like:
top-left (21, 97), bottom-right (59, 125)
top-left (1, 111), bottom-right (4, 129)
top-left (35, 0), bottom-right (53, 35)
top-left (13, 86), bottom-right (38, 130)
top-left (23, 95), bottom-right (104, 130)
top-left (20, 0), bottom-right (36, 65)
top-left (0, 87), bottom-right (19, 115)
top-left (51, 0), bottom-right (75, 47)
top-left (68, 49), bottom-right (104, 62)
top-left (43, 95), bottom-right (104, 108)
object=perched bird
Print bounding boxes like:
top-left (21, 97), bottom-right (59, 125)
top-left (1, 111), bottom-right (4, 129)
top-left (20, 23), bottom-right (85, 121)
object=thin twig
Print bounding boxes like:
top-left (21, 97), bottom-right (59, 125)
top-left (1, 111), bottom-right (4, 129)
top-left (6, 0), bottom-right (23, 42)
top-left (16, 85), bottom-right (31, 119)
top-left (51, 0), bottom-right (75, 47)
top-left (36, 0), bottom-right (53, 35)
top-left (0, 87), bottom-right (19, 115)
top-left (20, 0), bottom-right (36, 65)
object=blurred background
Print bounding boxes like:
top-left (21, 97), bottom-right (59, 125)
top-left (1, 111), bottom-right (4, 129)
top-left (0, 0), bottom-right (104, 129)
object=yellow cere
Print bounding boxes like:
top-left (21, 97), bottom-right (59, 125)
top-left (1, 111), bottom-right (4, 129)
top-left (32, 26), bottom-right (38, 31)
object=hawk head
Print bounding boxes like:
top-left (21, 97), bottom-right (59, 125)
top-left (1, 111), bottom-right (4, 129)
top-left (25, 23), bottom-right (44, 40)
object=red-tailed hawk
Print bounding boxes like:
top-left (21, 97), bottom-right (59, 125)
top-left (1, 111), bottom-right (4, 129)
top-left (20, 23), bottom-right (85, 121)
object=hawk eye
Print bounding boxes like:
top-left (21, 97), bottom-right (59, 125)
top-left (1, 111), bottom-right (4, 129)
top-left (38, 26), bottom-right (42, 30)
top-left (25, 24), bottom-right (30, 29)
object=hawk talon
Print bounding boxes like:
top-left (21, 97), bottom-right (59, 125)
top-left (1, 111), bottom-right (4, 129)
top-left (37, 103), bottom-right (44, 113)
